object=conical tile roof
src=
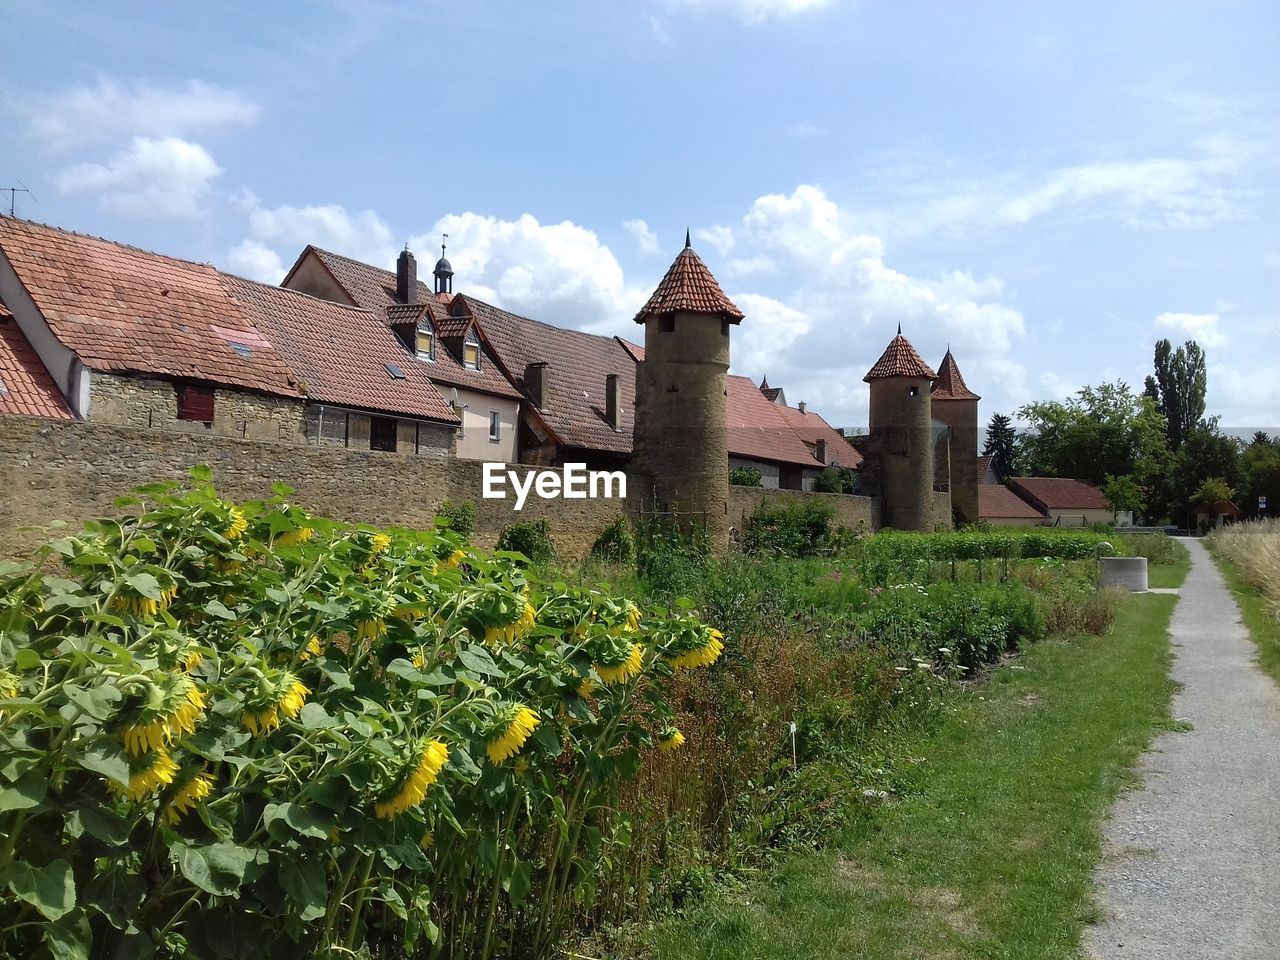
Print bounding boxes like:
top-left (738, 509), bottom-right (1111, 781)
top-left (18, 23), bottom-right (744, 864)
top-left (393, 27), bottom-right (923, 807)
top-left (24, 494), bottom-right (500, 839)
top-left (931, 348), bottom-right (980, 400)
top-left (634, 244), bottom-right (744, 323)
top-left (863, 330), bottom-right (937, 381)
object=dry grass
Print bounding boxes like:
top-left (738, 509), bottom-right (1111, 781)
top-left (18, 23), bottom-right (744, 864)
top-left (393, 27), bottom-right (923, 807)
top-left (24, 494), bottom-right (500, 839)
top-left (1209, 520), bottom-right (1280, 620)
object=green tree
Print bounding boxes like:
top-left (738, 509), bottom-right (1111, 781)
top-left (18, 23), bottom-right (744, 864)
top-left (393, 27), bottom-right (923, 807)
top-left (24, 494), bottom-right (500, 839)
top-left (1102, 473), bottom-right (1146, 516)
top-left (1144, 339), bottom-right (1207, 452)
top-left (1193, 476), bottom-right (1234, 506)
top-left (981, 413), bottom-right (1020, 480)
top-left (1240, 434), bottom-right (1280, 517)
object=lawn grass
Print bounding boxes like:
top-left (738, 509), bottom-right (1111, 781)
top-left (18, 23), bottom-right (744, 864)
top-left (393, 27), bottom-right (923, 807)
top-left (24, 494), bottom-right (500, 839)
top-left (1146, 544), bottom-right (1191, 589)
top-left (634, 593), bottom-right (1178, 960)
top-left (1213, 553), bottom-right (1280, 689)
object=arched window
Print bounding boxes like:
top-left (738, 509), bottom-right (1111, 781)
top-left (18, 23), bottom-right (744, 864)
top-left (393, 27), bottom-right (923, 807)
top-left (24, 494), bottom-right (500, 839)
top-left (416, 320), bottom-right (435, 361)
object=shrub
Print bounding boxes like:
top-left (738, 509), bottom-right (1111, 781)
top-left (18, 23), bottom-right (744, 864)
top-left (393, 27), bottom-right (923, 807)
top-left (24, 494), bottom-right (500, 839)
top-left (591, 516), bottom-right (636, 565)
top-left (813, 466), bottom-right (860, 494)
top-left (1116, 532), bottom-right (1186, 566)
top-left (496, 517), bottom-right (556, 565)
top-left (729, 466), bottom-right (763, 487)
top-left (436, 498), bottom-right (477, 539)
top-left (743, 498), bottom-right (836, 558)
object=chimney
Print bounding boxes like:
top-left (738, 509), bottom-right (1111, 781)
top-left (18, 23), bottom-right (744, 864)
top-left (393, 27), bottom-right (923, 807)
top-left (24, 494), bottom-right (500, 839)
top-left (816, 438), bottom-right (828, 464)
top-left (798, 401), bottom-right (807, 415)
top-left (396, 247), bottom-right (417, 304)
top-left (605, 373), bottom-right (621, 430)
top-left (525, 362), bottom-right (549, 409)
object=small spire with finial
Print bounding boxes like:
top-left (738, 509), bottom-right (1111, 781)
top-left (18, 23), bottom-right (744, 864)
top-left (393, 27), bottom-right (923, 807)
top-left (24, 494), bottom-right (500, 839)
top-left (441, 233), bottom-right (448, 258)
top-left (684, 228), bottom-right (691, 249)
top-left (897, 322), bottom-right (902, 336)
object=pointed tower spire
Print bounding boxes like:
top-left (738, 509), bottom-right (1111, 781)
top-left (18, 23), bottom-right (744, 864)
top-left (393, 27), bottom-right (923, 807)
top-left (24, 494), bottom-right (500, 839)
top-left (932, 348), bottom-right (980, 400)
top-left (634, 243), bottom-right (744, 323)
top-left (685, 228), bottom-right (692, 249)
top-left (864, 329), bottom-right (937, 382)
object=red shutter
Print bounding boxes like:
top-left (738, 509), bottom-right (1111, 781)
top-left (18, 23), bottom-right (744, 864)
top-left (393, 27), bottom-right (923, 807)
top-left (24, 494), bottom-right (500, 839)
top-left (177, 384), bottom-right (215, 422)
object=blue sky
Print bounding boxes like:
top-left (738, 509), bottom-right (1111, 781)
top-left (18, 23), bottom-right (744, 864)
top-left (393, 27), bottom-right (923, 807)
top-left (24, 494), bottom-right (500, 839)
top-left (3, 0), bottom-right (1276, 430)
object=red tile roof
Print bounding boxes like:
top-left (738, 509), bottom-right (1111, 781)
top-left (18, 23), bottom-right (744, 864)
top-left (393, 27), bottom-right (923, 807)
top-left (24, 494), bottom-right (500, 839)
top-left (980, 485), bottom-right (1046, 520)
top-left (1006, 477), bottom-right (1110, 511)
top-left (295, 247), bottom-right (520, 400)
top-left (773, 402), bottom-right (863, 469)
top-left (615, 337), bottom-right (644, 363)
top-left (864, 331), bottom-right (937, 381)
top-left (221, 275), bottom-right (458, 423)
top-left (634, 246), bottom-right (744, 323)
top-left (931, 349), bottom-right (980, 400)
top-left (455, 294), bottom-right (635, 454)
top-left (0, 216), bottom-right (300, 398)
top-left (976, 455), bottom-right (994, 482)
top-left (726, 375), bottom-right (823, 468)
top-left (0, 305), bottom-right (75, 419)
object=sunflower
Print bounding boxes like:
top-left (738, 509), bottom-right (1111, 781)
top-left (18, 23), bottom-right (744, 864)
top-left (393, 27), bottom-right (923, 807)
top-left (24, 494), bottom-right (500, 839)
top-left (276, 526), bottom-right (314, 547)
top-left (667, 628), bottom-right (725, 671)
top-left (0, 670), bottom-right (19, 700)
top-left (224, 506), bottom-right (249, 540)
top-left (110, 750), bottom-right (180, 803)
top-left (356, 618), bottom-right (387, 641)
top-left (119, 675), bottom-right (207, 756)
top-left (595, 642), bottom-right (644, 685)
top-left (164, 771), bottom-right (215, 824)
top-left (575, 676), bottom-right (596, 700)
top-left (299, 634), bottom-right (323, 661)
top-left (484, 601), bottom-right (537, 646)
top-left (437, 549), bottom-right (467, 570)
top-left (374, 740), bottom-right (450, 819)
top-left (182, 647), bottom-right (204, 673)
top-left (658, 727), bottom-right (685, 751)
top-left (370, 533), bottom-right (392, 555)
top-left (486, 704), bottom-right (541, 763)
top-left (242, 671), bottom-right (310, 736)
top-left (110, 581), bottom-right (179, 619)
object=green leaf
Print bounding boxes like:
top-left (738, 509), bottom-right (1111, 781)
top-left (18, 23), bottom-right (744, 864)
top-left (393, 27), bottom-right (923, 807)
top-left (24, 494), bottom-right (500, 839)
top-left (2, 858), bottom-right (76, 920)
top-left (457, 644), bottom-right (502, 677)
top-left (262, 801), bottom-right (332, 840)
top-left (124, 572), bottom-right (163, 601)
top-left (173, 842), bottom-right (257, 896)
top-left (73, 805), bottom-right (133, 847)
top-left (15, 648), bottom-right (41, 671)
top-left (73, 739), bottom-right (130, 786)
top-left (203, 599), bottom-right (236, 620)
top-left (0, 771), bottom-right (47, 812)
top-left (184, 908), bottom-right (269, 960)
top-left (277, 856), bottom-right (326, 922)
top-left (82, 869), bottom-right (145, 928)
top-left (63, 682), bottom-right (121, 721)
top-left (44, 908), bottom-right (91, 960)
top-left (504, 857), bottom-right (532, 906)
top-left (298, 701), bottom-right (335, 729)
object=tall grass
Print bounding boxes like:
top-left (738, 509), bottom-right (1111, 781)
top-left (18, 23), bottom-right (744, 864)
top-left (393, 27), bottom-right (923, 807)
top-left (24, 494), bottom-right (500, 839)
top-left (1208, 519), bottom-right (1280, 620)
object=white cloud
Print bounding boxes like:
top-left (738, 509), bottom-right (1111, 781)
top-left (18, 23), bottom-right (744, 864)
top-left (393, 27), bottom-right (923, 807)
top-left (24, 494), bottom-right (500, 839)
top-left (693, 225), bottom-right (735, 257)
top-left (730, 293), bottom-right (812, 371)
top-left (786, 120), bottom-right (828, 138)
top-left (725, 255), bottom-right (776, 277)
top-left (1155, 311), bottom-right (1227, 348)
top-left (247, 203), bottom-right (398, 268)
top-left (411, 212), bottom-right (648, 333)
top-left (55, 136), bottom-right (221, 218)
top-left (623, 218), bottom-right (661, 256)
top-left (668, 0), bottom-right (835, 24)
top-left (227, 240), bottom-right (286, 284)
top-left (29, 78), bottom-right (259, 151)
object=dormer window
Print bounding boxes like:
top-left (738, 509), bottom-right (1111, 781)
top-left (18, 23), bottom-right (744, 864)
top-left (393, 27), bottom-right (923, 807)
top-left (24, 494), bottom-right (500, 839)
top-left (416, 321), bottom-right (435, 361)
top-left (463, 330), bottom-right (480, 370)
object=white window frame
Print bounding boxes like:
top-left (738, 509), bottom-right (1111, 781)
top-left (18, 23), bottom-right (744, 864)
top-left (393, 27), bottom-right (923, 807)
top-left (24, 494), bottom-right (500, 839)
top-left (416, 321), bottom-right (436, 362)
top-left (488, 409), bottom-right (501, 442)
top-left (463, 331), bottom-right (481, 370)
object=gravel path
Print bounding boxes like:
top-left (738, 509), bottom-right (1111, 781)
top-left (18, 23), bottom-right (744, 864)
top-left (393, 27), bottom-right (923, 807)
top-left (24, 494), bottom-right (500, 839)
top-left (1087, 538), bottom-right (1280, 959)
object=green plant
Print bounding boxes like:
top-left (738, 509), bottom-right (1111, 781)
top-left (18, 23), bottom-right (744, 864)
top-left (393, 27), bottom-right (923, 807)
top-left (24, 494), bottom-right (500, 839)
top-left (743, 498), bottom-right (836, 558)
top-left (729, 467), bottom-right (763, 487)
top-left (813, 466), bottom-right (860, 495)
top-left (436, 499), bottom-right (477, 539)
top-left (590, 517), bottom-right (636, 565)
top-left (495, 518), bottom-right (555, 565)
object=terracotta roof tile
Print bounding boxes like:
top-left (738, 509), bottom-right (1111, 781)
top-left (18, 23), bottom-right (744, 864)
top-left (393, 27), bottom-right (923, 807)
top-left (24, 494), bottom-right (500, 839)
top-left (931, 349), bottom-right (980, 400)
top-left (863, 331), bottom-right (937, 381)
top-left (634, 246), bottom-right (744, 323)
top-left (726, 375), bottom-right (823, 468)
top-left (760, 385), bottom-right (783, 403)
top-left (0, 306), bottom-right (75, 419)
top-left (0, 216), bottom-right (300, 397)
top-left (976, 455), bottom-right (994, 482)
top-left (615, 338), bottom-right (644, 363)
top-left (301, 248), bottom-right (520, 400)
top-left (980, 485), bottom-right (1046, 519)
top-left (221, 275), bottom-right (457, 423)
top-left (1006, 477), bottom-right (1110, 511)
top-left (773, 401), bottom-right (863, 469)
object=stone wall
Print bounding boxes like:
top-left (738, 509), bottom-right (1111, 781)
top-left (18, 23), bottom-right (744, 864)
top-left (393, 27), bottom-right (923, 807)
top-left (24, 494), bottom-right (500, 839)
top-left (727, 486), bottom-right (877, 534)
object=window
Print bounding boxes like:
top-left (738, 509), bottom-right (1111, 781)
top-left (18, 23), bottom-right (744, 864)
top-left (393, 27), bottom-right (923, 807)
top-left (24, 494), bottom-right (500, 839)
top-left (463, 332), bottom-right (481, 370)
top-left (177, 383), bottom-right (215, 423)
top-left (416, 322), bottom-right (435, 360)
top-left (488, 410), bottom-right (501, 441)
top-left (369, 416), bottom-right (398, 452)
top-left (318, 407), bottom-right (349, 445)
top-left (659, 315), bottom-right (675, 333)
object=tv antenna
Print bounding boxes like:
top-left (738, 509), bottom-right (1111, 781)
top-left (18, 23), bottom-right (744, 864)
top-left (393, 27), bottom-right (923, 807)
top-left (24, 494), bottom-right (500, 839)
top-left (3, 182), bottom-right (35, 218)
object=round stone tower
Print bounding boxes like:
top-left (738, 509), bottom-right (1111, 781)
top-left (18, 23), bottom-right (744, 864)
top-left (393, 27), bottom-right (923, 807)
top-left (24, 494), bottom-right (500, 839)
top-left (631, 232), bottom-right (744, 546)
top-left (930, 348), bottom-right (981, 525)
top-left (864, 328), bottom-right (937, 532)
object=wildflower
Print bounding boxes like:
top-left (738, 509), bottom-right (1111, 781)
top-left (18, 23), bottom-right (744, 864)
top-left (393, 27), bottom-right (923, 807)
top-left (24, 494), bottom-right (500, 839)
top-left (164, 771), bottom-right (215, 824)
top-left (276, 526), bottom-right (314, 547)
top-left (484, 601), bottom-right (537, 646)
top-left (667, 628), bottom-right (725, 671)
top-left (486, 704), bottom-right (541, 763)
top-left (374, 740), bottom-right (450, 819)
top-left (438, 549), bottom-right (467, 570)
top-left (595, 642), bottom-right (644, 685)
top-left (119, 675), bottom-right (206, 756)
top-left (0, 670), bottom-right (19, 700)
top-left (357, 618), bottom-right (387, 641)
top-left (658, 727), bottom-right (685, 751)
top-left (242, 671), bottom-right (309, 736)
top-left (299, 634), bottom-right (323, 661)
top-left (110, 750), bottom-right (180, 802)
top-left (224, 506), bottom-right (248, 540)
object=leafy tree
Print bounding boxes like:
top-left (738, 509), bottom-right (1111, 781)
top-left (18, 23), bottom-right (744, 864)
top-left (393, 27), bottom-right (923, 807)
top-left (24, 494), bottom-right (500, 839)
top-left (1102, 473), bottom-right (1146, 515)
top-left (814, 465), bottom-right (860, 494)
top-left (728, 466), bottom-right (763, 487)
top-left (1144, 339), bottom-right (1206, 452)
top-left (1160, 423), bottom-right (1242, 522)
top-left (1240, 435), bottom-right (1280, 517)
top-left (1193, 476), bottom-right (1234, 506)
top-left (1249, 430), bottom-right (1273, 447)
top-left (981, 412), bottom-right (1020, 480)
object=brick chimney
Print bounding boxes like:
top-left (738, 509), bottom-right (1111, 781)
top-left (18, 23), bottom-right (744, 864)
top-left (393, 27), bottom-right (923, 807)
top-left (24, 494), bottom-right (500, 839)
top-left (396, 247), bottom-right (417, 304)
top-left (525, 362), bottom-right (549, 409)
top-left (605, 373), bottom-right (621, 430)
top-left (816, 438), bottom-right (828, 465)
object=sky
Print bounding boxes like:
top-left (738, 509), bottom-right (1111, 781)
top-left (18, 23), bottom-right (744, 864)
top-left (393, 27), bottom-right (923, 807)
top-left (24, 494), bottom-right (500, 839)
top-left (2, 0), bottom-right (1277, 432)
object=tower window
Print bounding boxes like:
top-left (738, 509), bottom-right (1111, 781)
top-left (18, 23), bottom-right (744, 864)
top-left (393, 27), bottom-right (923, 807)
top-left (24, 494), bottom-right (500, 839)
top-left (721, 319), bottom-right (730, 336)
top-left (909, 386), bottom-right (919, 397)
top-left (416, 321), bottom-right (435, 360)
top-left (659, 315), bottom-right (675, 333)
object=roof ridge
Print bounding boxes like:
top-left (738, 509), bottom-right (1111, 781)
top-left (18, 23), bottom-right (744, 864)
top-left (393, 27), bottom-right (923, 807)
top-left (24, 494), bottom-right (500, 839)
top-left (634, 246), bottom-right (744, 323)
top-left (0, 214), bottom-right (219, 273)
top-left (221, 271), bottom-right (378, 314)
